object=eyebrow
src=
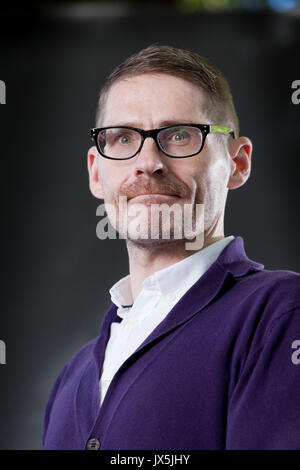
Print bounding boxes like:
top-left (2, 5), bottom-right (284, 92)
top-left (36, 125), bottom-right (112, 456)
top-left (105, 119), bottom-right (198, 128)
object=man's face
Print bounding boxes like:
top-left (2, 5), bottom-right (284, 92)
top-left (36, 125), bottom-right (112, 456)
top-left (88, 73), bottom-right (238, 247)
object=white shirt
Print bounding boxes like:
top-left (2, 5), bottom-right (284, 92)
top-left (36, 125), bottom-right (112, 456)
top-left (99, 235), bottom-right (235, 405)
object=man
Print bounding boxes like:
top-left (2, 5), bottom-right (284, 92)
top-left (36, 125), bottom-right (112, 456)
top-left (43, 44), bottom-right (300, 450)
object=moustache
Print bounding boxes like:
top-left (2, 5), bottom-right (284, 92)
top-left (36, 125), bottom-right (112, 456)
top-left (120, 180), bottom-right (189, 200)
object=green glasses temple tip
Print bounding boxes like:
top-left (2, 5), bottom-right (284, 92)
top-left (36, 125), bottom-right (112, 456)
top-left (210, 125), bottom-right (235, 138)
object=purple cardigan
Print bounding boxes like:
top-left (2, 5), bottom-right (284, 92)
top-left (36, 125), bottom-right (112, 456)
top-left (43, 236), bottom-right (300, 450)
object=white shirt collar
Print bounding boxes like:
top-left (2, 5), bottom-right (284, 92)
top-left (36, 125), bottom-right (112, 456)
top-left (109, 274), bottom-right (132, 309)
top-left (109, 235), bottom-right (235, 315)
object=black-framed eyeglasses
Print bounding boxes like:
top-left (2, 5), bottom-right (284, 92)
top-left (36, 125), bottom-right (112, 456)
top-left (89, 123), bottom-right (235, 160)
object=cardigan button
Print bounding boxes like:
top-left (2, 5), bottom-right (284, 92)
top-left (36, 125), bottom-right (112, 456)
top-left (86, 438), bottom-right (101, 450)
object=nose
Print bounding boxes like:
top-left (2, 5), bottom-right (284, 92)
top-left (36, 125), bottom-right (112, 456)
top-left (133, 136), bottom-right (168, 177)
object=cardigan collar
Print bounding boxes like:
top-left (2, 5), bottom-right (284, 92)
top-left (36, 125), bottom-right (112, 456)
top-left (92, 236), bottom-right (264, 380)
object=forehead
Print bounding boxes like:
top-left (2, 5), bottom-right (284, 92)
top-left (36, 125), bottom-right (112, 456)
top-left (100, 73), bottom-right (210, 127)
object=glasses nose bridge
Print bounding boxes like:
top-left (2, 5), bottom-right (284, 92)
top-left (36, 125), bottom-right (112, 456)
top-left (140, 128), bottom-right (160, 151)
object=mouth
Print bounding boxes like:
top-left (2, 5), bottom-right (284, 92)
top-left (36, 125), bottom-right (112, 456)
top-left (129, 193), bottom-right (179, 202)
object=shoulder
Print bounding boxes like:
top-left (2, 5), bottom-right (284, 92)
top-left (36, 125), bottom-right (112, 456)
top-left (44, 335), bottom-right (99, 411)
top-left (235, 267), bottom-right (300, 316)
top-left (44, 303), bottom-right (117, 408)
top-left (234, 268), bottom-right (300, 362)
top-left (211, 267), bottom-right (300, 361)
top-left (42, 335), bottom-right (99, 445)
top-left (251, 267), bottom-right (300, 289)
top-left (53, 336), bottom-right (99, 389)
top-left (42, 338), bottom-right (97, 448)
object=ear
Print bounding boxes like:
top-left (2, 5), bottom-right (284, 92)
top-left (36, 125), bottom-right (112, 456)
top-left (227, 136), bottom-right (252, 190)
top-left (87, 145), bottom-right (105, 199)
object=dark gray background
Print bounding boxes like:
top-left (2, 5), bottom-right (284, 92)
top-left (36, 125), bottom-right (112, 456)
top-left (0, 3), bottom-right (300, 449)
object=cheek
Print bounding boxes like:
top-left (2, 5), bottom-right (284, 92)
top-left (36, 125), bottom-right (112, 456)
top-left (206, 158), bottom-right (230, 189)
top-left (183, 160), bottom-right (209, 201)
top-left (203, 161), bottom-right (230, 212)
top-left (98, 160), bottom-right (121, 201)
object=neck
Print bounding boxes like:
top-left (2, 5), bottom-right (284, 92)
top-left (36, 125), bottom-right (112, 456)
top-left (126, 232), bottom-right (224, 302)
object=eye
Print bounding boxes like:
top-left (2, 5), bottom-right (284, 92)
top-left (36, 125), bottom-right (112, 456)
top-left (118, 134), bottom-right (131, 144)
top-left (170, 129), bottom-right (189, 143)
top-left (173, 132), bottom-right (185, 141)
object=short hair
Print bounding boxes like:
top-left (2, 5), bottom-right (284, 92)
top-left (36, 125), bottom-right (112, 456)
top-left (95, 44), bottom-right (239, 138)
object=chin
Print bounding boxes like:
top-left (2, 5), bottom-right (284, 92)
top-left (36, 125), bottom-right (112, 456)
top-left (126, 228), bottom-right (186, 247)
